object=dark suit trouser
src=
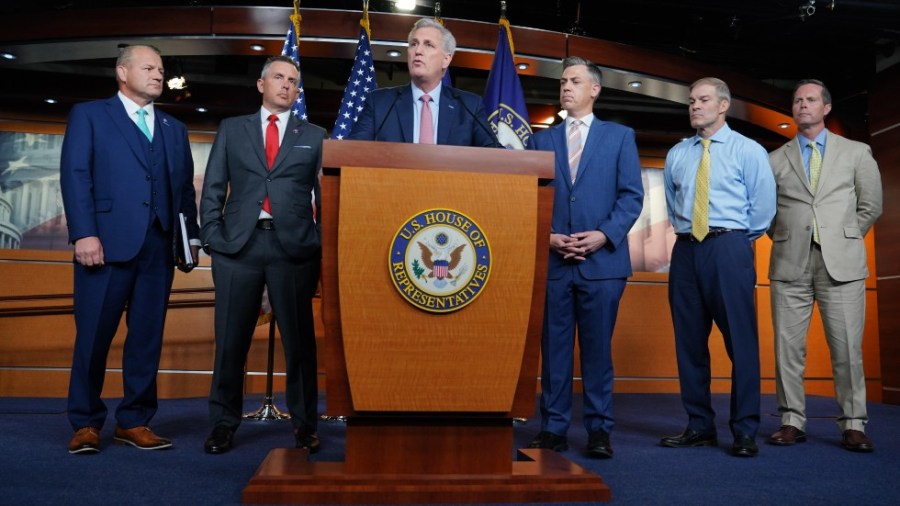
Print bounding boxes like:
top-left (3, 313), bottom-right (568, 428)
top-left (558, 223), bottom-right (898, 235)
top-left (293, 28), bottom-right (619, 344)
top-left (540, 267), bottom-right (625, 436)
top-left (668, 232), bottom-right (760, 438)
top-left (67, 222), bottom-right (173, 430)
top-left (208, 227), bottom-right (320, 432)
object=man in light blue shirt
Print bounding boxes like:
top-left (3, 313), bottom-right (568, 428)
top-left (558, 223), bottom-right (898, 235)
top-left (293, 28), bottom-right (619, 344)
top-left (660, 77), bottom-right (775, 458)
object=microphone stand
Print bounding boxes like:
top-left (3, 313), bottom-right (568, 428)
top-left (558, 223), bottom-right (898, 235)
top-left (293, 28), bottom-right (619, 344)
top-left (243, 311), bottom-right (290, 421)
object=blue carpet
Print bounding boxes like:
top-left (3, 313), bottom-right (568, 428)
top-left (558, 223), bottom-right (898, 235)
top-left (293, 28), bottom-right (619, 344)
top-left (1, 393), bottom-right (898, 505)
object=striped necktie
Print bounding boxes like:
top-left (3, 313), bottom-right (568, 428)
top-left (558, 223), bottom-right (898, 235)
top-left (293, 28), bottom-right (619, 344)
top-left (567, 119), bottom-right (583, 183)
top-left (419, 94), bottom-right (434, 144)
top-left (691, 139), bottom-right (712, 241)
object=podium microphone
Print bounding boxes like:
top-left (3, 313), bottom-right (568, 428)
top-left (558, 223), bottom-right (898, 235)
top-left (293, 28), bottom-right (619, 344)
top-left (373, 89), bottom-right (403, 141)
top-left (450, 88), bottom-right (502, 148)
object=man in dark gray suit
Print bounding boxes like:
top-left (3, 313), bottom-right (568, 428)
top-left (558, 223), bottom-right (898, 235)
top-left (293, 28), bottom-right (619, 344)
top-left (199, 55), bottom-right (325, 454)
top-left (767, 79), bottom-right (882, 452)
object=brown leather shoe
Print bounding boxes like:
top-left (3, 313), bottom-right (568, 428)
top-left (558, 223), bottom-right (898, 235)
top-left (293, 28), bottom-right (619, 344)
top-left (68, 427), bottom-right (101, 454)
top-left (114, 426), bottom-right (172, 450)
top-left (841, 429), bottom-right (874, 453)
top-left (768, 425), bottom-right (807, 446)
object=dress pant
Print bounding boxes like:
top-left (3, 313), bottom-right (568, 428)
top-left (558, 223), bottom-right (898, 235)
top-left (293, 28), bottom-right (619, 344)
top-left (540, 267), bottom-right (625, 436)
top-left (771, 243), bottom-right (868, 432)
top-left (668, 231), bottom-right (760, 438)
top-left (67, 221), bottom-right (173, 430)
top-left (208, 226), bottom-right (320, 432)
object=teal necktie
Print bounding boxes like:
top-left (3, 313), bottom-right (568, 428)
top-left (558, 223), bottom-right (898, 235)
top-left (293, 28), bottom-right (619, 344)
top-left (136, 108), bottom-right (152, 141)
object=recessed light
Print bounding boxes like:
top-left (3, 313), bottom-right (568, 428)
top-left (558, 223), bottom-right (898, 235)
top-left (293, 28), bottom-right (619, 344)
top-left (778, 122), bottom-right (790, 129)
top-left (44, 98), bottom-right (58, 104)
top-left (516, 62), bottom-right (529, 70)
top-left (250, 44), bottom-right (265, 52)
top-left (1, 52), bottom-right (16, 60)
top-left (386, 49), bottom-right (402, 58)
top-left (196, 107), bottom-right (208, 113)
top-left (395, 0), bottom-right (416, 11)
top-left (627, 80), bottom-right (642, 88)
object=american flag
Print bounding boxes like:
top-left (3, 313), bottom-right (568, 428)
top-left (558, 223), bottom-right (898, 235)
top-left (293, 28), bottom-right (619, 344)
top-left (331, 26), bottom-right (377, 139)
top-left (280, 23), bottom-right (308, 121)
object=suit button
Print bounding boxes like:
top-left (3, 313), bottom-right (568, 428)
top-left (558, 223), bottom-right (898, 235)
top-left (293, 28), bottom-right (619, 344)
top-left (145, 175), bottom-right (151, 181)
top-left (570, 197), bottom-right (576, 202)
top-left (266, 177), bottom-right (272, 182)
top-left (143, 201), bottom-right (150, 206)
top-left (258, 200), bottom-right (263, 205)
top-left (805, 225), bottom-right (811, 230)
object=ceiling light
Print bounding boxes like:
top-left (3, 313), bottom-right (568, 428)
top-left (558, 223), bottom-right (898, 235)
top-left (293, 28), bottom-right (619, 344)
top-left (249, 44), bottom-right (265, 52)
top-left (395, 0), bottom-right (416, 12)
top-left (531, 123), bottom-right (549, 129)
top-left (196, 107), bottom-right (208, 113)
top-left (1, 52), bottom-right (15, 60)
top-left (627, 80), bottom-right (642, 88)
top-left (778, 122), bottom-right (790, 129)
top-left (167, 76), bottom-right (187, 90)
top-left (557, 110), bottom-right (568, 120)
top-left (516, 62), bottom-right (529, 70)
top-left (44, 98), bottom-right (58, 104)
top-left (386, 49), bottom-right (402, 58)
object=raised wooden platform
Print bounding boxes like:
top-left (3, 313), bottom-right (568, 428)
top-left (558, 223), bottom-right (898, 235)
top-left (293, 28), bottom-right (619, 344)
top-left (242, 448), bottom-right (610, 504)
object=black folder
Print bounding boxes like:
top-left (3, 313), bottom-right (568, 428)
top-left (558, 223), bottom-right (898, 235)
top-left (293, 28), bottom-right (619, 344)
top-left (177, 212), bottom-right (195, 269)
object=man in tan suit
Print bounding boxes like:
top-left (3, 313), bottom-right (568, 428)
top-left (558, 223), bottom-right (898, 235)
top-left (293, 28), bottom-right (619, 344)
top-left (767, 79), bottom-right (882, 452)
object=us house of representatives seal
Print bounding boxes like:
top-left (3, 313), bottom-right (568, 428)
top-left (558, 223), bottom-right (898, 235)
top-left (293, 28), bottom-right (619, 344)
top-left (389, 208), bottom-right (492, 313)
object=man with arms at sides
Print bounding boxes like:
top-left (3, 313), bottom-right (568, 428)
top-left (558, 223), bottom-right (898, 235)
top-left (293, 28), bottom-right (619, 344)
top-left (527, 56), bottom-right (644, 459)
top-left (200, 55), bottom-right (325, 455)
top-left (61, 44), bottom-right (200, 454)
top-left (660, 77), bottom-right (775, 457)
top-left (767, 79), bottom-right (882, 452)
top-left (348, 17), bottom-right (497, 147)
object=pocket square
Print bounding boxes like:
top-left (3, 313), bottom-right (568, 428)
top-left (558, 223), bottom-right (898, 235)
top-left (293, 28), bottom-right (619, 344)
top-left (292, 145), bottom-right (313, 149)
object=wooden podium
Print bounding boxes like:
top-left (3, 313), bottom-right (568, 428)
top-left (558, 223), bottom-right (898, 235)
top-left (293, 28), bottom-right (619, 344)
top-left (242, 140), bottom-right (610, 504)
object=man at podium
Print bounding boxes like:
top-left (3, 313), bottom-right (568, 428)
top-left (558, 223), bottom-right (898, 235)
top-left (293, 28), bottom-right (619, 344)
top-left (348, 18), bottom-right (497, 147)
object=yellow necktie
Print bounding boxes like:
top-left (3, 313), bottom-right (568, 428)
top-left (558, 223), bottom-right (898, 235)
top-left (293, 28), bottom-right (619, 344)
top-left (809, 141), bottom-right (822, 244)
top-left (691, 139), bottom-right (711, 241)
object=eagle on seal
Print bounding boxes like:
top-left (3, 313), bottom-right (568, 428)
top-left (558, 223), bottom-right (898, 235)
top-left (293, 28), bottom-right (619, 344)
top-left (417, 242), bottom-right (466, 280)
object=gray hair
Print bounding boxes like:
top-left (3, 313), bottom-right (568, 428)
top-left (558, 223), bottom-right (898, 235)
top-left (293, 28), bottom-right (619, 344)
top-left (690, 77), bottom-right (731, 103)
top-left (793, 79), bottom-right (832, 105)
top-left (409, 18), bottom-right (456, 55)
top-left (562, 56), bottom-right (603, 86)
top-left (116, 44), bottom-right (161, 67)
top-left (260, 55), bottom-right (299, 79)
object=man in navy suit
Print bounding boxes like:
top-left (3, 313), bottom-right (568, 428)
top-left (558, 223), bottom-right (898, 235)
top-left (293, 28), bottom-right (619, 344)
top-left (527, 57), bottom-right (644, 459)
top-left (348, 17), bottom-right (497, 147)
top-left (60, 45), bottom-right (199, 454)
top-left (200, 55), bottom-right (325, 455)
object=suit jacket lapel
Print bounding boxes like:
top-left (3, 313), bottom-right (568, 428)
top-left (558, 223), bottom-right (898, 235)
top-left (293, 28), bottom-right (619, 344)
top-left (243, 114), bottom-right (268, 172)
top-left (436, 86), bottom-right (457, 145)
top-left (104, 96), bottom-right (148, 169)
top-left (576, 120), bottom-right (602, 181)
top-left (785, 137), bottom-right (810, 194)
top-left (818, 130), bottom-right (839, 192)
top-left (552, 123), bottom-right (572, 190)
top-left (271, 115), bottom-right (305, 172)
top-left (396, 87), bottom-right (414, 143)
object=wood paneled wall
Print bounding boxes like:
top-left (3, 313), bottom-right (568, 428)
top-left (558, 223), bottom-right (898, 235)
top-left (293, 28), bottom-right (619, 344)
top-left (872, 63), bottom-right (900, 405)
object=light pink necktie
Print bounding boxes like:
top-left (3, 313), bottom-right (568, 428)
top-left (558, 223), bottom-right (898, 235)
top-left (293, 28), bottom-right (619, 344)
top-left (567, 119), bottom-right (583, 183)
top-left (419, 94), bottom-right (434, 144)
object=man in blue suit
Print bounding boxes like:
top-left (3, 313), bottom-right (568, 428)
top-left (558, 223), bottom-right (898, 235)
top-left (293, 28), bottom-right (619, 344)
top-left (348, 18), bottom-right (497, 147)
top-left (60, 45), bottom-right (199, 454)
top-left (528, 57), bottom-right (644, 459)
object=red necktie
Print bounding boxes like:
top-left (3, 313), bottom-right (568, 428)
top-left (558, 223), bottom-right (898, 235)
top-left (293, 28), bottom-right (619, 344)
top-left (263, 114), bottom-right (278, 214)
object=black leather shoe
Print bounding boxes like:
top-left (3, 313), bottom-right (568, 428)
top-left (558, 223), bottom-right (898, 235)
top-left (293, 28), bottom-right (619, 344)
top-left (204, 425), bottom-right (235, 454)
top-left (659, 429), bottom-right (718, 448)
top-left (732, 435), bottom-right (759, 457)
top-left (527, 431), bottom-right (569, 452)
top-left (294, 428), bottom-right (320, 454)
top-left (587, 430), bottom-right (613, 459)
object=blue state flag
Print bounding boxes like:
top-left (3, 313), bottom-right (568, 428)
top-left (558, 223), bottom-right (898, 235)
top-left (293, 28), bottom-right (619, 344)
top-left (280, 22), bottom-right (308, 121)
top-left (332, 26), bottom-right (377, 139)
top-left (482, 21), bottom-right (531, 150)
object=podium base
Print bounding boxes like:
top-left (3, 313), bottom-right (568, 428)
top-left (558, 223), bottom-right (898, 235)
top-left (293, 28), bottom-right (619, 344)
top-left (242, 448), bottom-right (610, 504)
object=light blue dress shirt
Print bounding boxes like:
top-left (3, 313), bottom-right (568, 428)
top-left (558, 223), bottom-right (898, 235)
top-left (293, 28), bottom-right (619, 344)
top-left (411, 82), bottom-right (441, 144)
top-left (664, 122), bottom-right (776, 240)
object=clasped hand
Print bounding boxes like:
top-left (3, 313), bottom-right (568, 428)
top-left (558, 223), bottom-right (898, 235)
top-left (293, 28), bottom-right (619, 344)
top-left (550, 231), bottom-right (608, 261)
